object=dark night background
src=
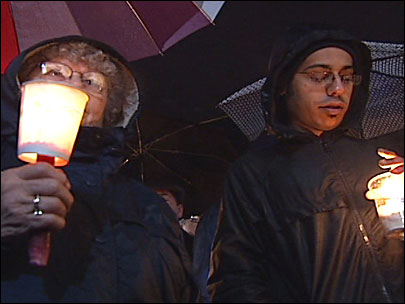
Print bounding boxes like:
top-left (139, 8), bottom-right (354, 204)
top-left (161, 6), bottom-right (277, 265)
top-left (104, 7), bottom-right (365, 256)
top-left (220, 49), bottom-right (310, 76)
top-left (128, 1), bottom-right (404, 215)
top-left (3, 1), bottom-right (403, 216)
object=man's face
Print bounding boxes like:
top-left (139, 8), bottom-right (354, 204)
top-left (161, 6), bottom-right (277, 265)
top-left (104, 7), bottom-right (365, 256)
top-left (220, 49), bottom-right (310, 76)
top-left (156, 190), bottom-right (184, 220)
top-left (29, 57), bottom-right (108, 127)
top-left (286, 47), bottom-right (356, 136)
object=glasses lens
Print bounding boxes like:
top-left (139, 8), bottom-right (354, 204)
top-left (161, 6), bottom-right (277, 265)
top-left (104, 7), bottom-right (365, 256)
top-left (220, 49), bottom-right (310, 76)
top-left (351, 74), bottom-right (362, 85)
top-left (337, 74), bottom-right (362, 86)
top-left (82, 72), bottom-right (106, 94)
top-left (310, 72), bottom-right (328, 83)
top-left (40, 62), bottom-right (72, 79)
top-left (303, 71), bottom-right (362, 86)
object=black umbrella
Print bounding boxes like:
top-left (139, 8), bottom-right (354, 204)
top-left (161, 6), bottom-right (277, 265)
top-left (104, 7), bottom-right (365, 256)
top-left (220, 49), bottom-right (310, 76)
top-left (121, 108), bottom-right (243, 216)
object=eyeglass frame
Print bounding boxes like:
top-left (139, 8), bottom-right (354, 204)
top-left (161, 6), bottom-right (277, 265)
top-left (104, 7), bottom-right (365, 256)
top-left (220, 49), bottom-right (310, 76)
top-left (296, 70), bottom-right (362, 86)
top-left (39, 61), bottom-right (107, 94)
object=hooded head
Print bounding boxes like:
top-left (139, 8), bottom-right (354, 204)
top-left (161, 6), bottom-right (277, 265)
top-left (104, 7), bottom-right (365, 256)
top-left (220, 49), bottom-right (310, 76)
top-left (153, 184), bottom-right (186, 220)
top-left (261, 24), bottom-right (372, 137)
top-left (2, 35), bottom-right (139, 138)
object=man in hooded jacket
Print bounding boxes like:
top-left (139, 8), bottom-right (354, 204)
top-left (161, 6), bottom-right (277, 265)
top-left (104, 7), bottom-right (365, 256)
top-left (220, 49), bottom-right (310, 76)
top-left (1, 36), bottom-right (197, 302)
top-left (208, 25), bottom-right (404, 303)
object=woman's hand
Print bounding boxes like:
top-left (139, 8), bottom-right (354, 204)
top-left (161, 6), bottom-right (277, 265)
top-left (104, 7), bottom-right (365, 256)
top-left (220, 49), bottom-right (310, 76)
top-left (1, 162), bottom-right (74, 240)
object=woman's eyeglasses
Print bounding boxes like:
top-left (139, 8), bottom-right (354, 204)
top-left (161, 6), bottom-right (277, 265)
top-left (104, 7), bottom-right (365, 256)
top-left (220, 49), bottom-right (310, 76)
top-left (40, 62), bottom-right (107, 94)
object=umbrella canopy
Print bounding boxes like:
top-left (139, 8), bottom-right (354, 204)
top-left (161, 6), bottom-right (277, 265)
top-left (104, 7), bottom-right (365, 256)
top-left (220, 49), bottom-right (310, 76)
top-left (2, 1), bottom-right (225, 69)
top-left (1, 1), bottom-right (19, 74)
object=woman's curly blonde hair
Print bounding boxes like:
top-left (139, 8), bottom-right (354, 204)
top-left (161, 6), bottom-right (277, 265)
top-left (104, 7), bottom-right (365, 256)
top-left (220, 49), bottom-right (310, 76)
top-left (18, 41), bottom-right (139, 127)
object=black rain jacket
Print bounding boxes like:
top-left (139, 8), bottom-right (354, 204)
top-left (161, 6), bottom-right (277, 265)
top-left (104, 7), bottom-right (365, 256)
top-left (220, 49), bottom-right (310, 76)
top-left (1, 36), bottom-right (197, 303)
top-left (209, 26), bottom-right (404, 303)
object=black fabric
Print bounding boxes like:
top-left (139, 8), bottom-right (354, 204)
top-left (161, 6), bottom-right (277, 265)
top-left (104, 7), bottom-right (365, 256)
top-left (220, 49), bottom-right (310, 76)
top-left (210, 129), bottom-right (404, 303)
top-left (1, 36), bottom-right (197, 302)
top-left (209, 25), bottom-right (404, 303)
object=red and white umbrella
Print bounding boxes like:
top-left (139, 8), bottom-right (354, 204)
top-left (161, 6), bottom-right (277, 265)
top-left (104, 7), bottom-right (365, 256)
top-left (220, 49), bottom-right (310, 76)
top-left (1, 1), bottom-right (19, 73)
top-left (1, 1), bottom-right (225, 73)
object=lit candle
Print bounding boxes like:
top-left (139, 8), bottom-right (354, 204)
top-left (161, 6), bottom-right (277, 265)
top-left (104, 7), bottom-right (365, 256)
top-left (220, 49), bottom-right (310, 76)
top-left (17, 80), bottom-right (89, 266)
top-left (366, 171), bottom-right (404, 240)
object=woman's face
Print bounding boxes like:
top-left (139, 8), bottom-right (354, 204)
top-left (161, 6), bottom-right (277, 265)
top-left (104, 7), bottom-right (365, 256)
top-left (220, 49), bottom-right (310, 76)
top-left (29, 57), bottom-right (109, 127)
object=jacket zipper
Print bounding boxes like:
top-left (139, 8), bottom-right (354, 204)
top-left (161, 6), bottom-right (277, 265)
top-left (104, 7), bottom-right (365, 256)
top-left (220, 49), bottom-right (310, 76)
top-left (320, 139), bottom-right (392, 302)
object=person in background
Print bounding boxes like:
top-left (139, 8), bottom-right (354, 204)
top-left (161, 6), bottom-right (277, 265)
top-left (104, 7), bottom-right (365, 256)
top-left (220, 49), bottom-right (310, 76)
top-left (1, 36), bottom-right (197, 302)
top-left (154, 184), bottom-right (199, 256)
top-left (155, 185), bottom-right (186, 221)
top-left (154, 184), bottom-right (222, 303)
top-left (209, 25), bottom-right (404, 303)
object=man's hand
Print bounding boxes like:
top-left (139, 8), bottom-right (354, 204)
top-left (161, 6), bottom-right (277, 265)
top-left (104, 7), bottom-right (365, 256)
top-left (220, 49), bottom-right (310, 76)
top-left (366, 148), bottom-right (404, 201)
top-left (377, 148), bottom-right (404, 174)
top-left (1, 162), bottom-right (74, 240)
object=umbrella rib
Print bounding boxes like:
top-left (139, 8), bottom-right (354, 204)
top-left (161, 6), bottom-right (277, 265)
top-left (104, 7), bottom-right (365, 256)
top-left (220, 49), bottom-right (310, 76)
top-left (135, 118), bottom-right (145, 181)
top-left (126, 144), bottom-right (140, 157)
top-left (127, 119), bottom-right (143, 157)
top-left (144, 115), bottom-right (228, 149)
top-left (191, 1), bottom-right (216, 25)
top-left (149, 148), bottom-right (231, 165)
top-left (145, 151), bottom-right (193, 185)
top-left (125, 1), bottom-right (163, 55)
top-left (372, 54), bottom-right (403, 62)
top-left (371, 70), bottom-right (404, 79)
top-left (135, 118), bottom-right (143, 156)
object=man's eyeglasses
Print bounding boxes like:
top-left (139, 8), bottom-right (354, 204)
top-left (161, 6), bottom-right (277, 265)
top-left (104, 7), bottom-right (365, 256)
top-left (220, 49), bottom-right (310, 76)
top-left (296, 71), bottom-right (362, 86)
top-left (40, 62), bottom-right (107, 94)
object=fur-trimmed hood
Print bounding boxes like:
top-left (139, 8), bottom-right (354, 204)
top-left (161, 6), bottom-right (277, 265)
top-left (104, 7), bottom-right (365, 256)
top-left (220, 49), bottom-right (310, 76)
top-left (1, 35), bottom-right (140, 138)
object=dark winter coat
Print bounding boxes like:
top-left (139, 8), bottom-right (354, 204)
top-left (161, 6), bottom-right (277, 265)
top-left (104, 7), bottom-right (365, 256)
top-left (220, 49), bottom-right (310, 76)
top-left (192, 201), bottom-right (222, 303)
top-left (1, 36), bottom-right (197, 303)
top-left (209, 26), bottom-right (404, 303)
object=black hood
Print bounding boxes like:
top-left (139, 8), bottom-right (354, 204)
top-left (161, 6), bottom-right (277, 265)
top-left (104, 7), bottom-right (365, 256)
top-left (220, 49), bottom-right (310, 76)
top-left (261, 24), bottom-right (372, 138)
top-left (1, 35), bottom-right (141, 140)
